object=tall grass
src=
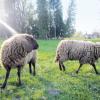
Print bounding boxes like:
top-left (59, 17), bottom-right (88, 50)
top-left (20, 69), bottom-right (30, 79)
top-left (0, 38), bottom-right (100, 100)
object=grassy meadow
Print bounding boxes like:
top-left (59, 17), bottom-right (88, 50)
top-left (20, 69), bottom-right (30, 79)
top-left (0, 38), bottom-right (100, 100)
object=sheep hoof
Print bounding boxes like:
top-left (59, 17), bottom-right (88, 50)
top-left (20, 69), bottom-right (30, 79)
top-left (18, 82), bottom-right (22, 86)
top-left (96, 72), bottom-right (100, 75)
top-left (30, 71), bottom-right (32, 74)
top-left (63, 68), bottom-right (66, 71)
top-left (76, 71), bottom-right (79, 74)
top-left (16, 84), bottom-right (22, 87)
top-left (33, 73), bottom-right (36, 76)
top-left (1, 84), bottom-right (6, 89)
top-left (16, 82), bottom-right (22, 86)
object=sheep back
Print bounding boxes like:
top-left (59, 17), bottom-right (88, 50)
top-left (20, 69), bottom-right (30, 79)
top-left (0, 34), bottom-right (38, 68)
top-left (56, 40), bottom-right (96, 64)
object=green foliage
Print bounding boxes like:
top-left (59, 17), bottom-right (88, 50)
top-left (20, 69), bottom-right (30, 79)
top-left (49, 0), bottom-right (65, 38)
top-left (55, 8), bottom-right (65, 37)
top-left (0, 39), bottom-right (100, 100)
top-left (37, 0), bottom-right (49, 39)
top-left (2, 0), bottom-right (76, 39)
top-left (66, 0), bottom-right (76, 37)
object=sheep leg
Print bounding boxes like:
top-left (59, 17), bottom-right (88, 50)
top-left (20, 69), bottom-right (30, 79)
top-left (76, 64), bottom-right (83, 74)
top-left (17, 67), bottom-right (21, 85)
top-left (1, 67), bottom-right (11, 89)
top-left (59, 62), bottom-right (63, 71)
top-left (91, 63), bottom-right (99, 74)
top-left (61, 63), bottom-right (66, 71)
top-left (29, 61), bottom-right (32, 74)
top-left (31, 61), bottom-right (36, 76)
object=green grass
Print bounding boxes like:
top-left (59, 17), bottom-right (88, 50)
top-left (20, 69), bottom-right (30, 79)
top-left (0, 38), bottom-right (100, 100)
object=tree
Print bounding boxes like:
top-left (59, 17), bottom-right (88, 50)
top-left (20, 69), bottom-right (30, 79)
top-left (49, 0), bottom-right (65, 38)
top-left (4, 0), bottom-right (36, 33)
top-left (37, 0), bottom-right (49, 39)
top-left (5, 0), bottom-right (26, 32)
top-left (66, 0), bottom-right (76, 37)
top-left (2, 0), bottom-right (66, 39)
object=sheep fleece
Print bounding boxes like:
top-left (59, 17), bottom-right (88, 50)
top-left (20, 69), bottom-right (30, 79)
top-left (0, 34), bottom-right (35, 68)
top-left (56, 40), bottom-right (97, 64)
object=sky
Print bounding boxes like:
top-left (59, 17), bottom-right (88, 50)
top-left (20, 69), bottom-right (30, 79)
top-left (61, 0), bottom-right (100, 34)
top-left (0, 0), bottom-right (100, 34)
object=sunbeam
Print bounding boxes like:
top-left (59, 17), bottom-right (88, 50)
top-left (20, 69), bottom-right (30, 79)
top-left (0, 19), bottom-right (18, 35)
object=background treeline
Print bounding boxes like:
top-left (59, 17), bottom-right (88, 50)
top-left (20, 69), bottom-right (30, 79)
top-left (1, 0), bottom-right (76, 39)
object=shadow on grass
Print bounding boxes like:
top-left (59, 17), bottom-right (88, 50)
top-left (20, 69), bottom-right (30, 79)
top-left (0, 68), bottom-right (100, 100)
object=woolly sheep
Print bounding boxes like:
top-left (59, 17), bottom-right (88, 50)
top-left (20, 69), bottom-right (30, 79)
top-left (55, 40), bottom-right (99, 74)
top-left (0, 33), bottom-right (39, 89)
top-left (25, 50), bottom-right (37, 76)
